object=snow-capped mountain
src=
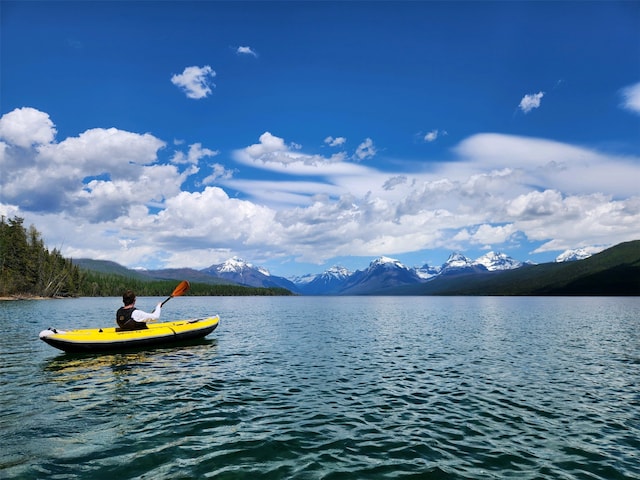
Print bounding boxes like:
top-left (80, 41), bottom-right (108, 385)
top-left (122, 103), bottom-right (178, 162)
top-left (475, 251), bottom-right (523, 271)
top-left (201, 257), bottom-right (298, 291)
top-left (296, 266), bottom-right (352, 295)
top-left (338, 256), bottom-right (424, 295)
top-left (370, 256), bottom-right (410, 270)
top-left (438, 251), bottom-right (523, 274)
top-left (213, 257), bottom-right (270, 276)
top-left (201, 251), bottom-right (525, 294)
top-left (415, 263), bottom-right (441, 280)
top-left (440, 252), bottom-right (477, 273)
top-left (555, 248), bottom-right (593, 262)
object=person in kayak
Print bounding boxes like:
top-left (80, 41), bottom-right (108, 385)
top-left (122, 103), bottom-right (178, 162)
top-left (116, 290), bottom-right (162, 330)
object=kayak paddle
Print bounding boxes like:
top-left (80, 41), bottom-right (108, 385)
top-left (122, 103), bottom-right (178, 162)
top-left (160, 280), bottom-right (191, 307)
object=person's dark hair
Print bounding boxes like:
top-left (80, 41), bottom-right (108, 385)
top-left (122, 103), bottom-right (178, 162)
top-left (123, 290), bottom-right (136, 306)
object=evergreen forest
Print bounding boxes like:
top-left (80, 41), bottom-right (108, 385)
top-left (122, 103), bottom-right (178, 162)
top-left (0, 216), bottom-right (81, 297)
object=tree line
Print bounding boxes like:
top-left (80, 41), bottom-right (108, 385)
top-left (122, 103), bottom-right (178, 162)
top-left (80, 270), bottom-right (294, 297)
top-left (0, 216), bottom-right (81, 297)
top-left (0, 216), bottom-right (294, 298)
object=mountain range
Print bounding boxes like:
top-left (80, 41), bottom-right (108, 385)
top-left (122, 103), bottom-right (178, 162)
top-left (75, 240), bottom-right (640, 296)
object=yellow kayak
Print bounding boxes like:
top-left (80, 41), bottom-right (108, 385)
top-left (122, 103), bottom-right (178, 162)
top-left (39, 316), bottom-right (220, 353)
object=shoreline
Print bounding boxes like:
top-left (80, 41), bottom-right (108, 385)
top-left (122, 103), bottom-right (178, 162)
top-left (0, 295), bottom-right (63, 301)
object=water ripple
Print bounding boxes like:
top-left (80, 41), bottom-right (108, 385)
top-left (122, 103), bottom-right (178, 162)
top-left (2, 297), bottom-right (640, 479)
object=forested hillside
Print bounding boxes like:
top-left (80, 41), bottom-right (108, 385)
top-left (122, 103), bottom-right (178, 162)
top-left (0, 216), bottom-right (81, 297)
top-left (394, 240), bottom-right (640, 296)
top-left (78, 270), bottom-right (293, 297)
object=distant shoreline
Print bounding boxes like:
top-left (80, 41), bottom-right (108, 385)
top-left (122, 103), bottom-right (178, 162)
top-left (0, 295), bottom-right (60, 301)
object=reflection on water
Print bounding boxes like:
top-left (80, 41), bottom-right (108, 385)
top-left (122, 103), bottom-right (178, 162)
top-left (44, 339), bottom-right (217, 374)
top-left (42, 339), bottom-right (219, 398)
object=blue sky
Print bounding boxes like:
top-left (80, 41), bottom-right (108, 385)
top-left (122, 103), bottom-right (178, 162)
top-left (1, 1), bottom-right (639, 277)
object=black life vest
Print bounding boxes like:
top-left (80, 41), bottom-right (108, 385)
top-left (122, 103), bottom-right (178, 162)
top-left (116, 306), bottom-right (137, 328)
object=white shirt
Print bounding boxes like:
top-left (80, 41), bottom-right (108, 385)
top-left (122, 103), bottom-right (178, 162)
top-left (131, 303), bottom-right (162, 322)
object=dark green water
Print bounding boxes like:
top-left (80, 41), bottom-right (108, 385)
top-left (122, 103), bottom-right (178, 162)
top-left (1, 296), bottom-right (639, 479)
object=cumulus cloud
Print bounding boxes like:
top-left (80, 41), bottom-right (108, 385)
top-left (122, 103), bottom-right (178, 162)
top-left (519, 91), bottom-right (544, 113)
top-left (621, 81), bottom-right (640, 114)
top-left (236, 46), bottom-right (258, 57)
top-left (171, 65), bottom-right (216, 99)
top-left (453, 223), bottom-right (518, 246)
top-left (0, 108), bottom-right (189, 221)
top-left (0, 107), bottom-right (56, 148)
top-left (245, 132), bottom-right (288, 159)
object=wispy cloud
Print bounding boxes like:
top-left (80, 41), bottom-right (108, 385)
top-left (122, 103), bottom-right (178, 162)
top-left (201, 163), bottom-right (235, 185)
top-left (423, 129), bottom-right (447, 142)
top-left (236, 46), bottom-right (258, 57)
top-left (171, 143), bottom-right (219, 165)
top-left (354, 138), bottom-right (376, 161)
top-left (519, 91), bottom-right (545, 113)
top-left (234, 132), bottom-right (353, 175)
top-left (621, 82), bottom-right (640, 114)
top-left (424, 130), bottom-right (439, 142)
top-left (171, 65), bottom-right (216, 99)
top-left (324, 136), bottom-right (346, 147)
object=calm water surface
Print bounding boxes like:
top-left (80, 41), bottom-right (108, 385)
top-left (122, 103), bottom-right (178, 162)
top-left (1, 296), bottom-right (638, 479)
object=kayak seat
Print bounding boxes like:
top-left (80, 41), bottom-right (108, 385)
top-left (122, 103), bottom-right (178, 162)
top-left (116, 323), bottom-right (149, 332)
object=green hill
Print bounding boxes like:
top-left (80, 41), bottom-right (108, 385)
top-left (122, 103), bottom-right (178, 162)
top-left (74, 259), bottom-right (151, 280)
top-left (74, 259), bottom-right (294, 296)
top-left (399, 240), bottom-right (640, 296)
top-left (74, 259), bottom-right (231, 285)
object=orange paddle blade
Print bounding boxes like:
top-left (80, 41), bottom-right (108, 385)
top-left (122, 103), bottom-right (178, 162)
top-left (161, 280), bottom-right (190, 307)
top-left (172, 280), bottom-right (190, 297)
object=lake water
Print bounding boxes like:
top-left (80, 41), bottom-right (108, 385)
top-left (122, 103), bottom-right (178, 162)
top-left (1, 296), bottom-right (639, 479)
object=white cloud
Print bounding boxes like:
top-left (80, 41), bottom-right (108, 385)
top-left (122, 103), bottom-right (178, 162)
top-left (0, 107), bottom-right (56, 148)
top-left (621, 81), bottom-right (640, 114)
top-left (234, 132), bottom-right (354, 176)
top-left (383, 176), bottom-right (407, 190)
top-left (423, 129), bottom-right (444, 142)
top-left (201, 163), bottom-right (234, 185)
top-left (215, 131), bottom-right (640, 264)
top-left (354, 138), bottom-right (376, 161)
top-left (157, 187), bottom-right (281, 253)
top-left (506, 190), bottom-right (564, 219)
top-left (325, 136), bottom-right (346, 147)
top-left (453, 223), bottom-right (518, 246)
top-left (0, 108), bottom-right (186, 221)
top-left (519, 91), bottom-right (544, 113)
top-left (223, 178), bottom-right (346, 206)
top-left (171, 65), bottom-right (216, 99)
top-left (520, 193), bottom-right (640, 255)
top-left (237, 46), bottom-right (258, 57)
top-left (2, 108), bottom-right (639, 273)
top-left (171, 142), bottom-right (219, 165)
top-left (453, 133), bottom-right (639, 197)
top-left (244, 131), bottom-right (288, 158)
